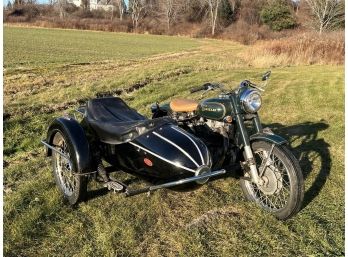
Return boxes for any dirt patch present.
[186,206,241,229]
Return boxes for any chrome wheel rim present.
[246,148,291,212]
[53,133,77,197]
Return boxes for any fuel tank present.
[108,124,212,179]
[196,97,233,121]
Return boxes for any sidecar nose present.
[127,124,212,179]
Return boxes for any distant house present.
[68,0,114,11]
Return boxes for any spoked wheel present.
[240,141,304,220]
[52,131,87,205]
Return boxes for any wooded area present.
[4,0,345,43]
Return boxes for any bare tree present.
[58,0,67,19]
[113,0,125,20]
[289,0,300,14]
[6,0,13,10]
[159,0,181,31]
[81,0,90,11]
[228,0,240,13]
[204,0,221,36]
[49,0,56,6]
[13,0,25,5]
[305,0,344,33]
[130,0,147,31]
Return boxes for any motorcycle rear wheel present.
[240,141,304,220]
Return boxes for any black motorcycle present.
[42,71,304,220]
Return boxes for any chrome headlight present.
[240,89,262,113]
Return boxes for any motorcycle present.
[41,71,304,220]
[151,71,304,220]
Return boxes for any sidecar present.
[42,97,225,201]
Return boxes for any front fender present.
[250,132,287,145]
[46,117,91,173]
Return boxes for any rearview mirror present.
[262,71,271,81]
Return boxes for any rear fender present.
[46,117,91,173]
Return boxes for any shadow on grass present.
[86,187,109,201]
[266,121,331,209]
[169,121,331,209]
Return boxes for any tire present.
[51,130,87,205]
[240,140,304,220]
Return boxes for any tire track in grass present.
[7,67,194,117]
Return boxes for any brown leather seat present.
[170,98,198,112]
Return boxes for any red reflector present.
[144,158,153,167]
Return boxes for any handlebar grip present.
[190,86,206,93]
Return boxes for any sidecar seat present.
[86,97,174,144]
[170,98,198,112]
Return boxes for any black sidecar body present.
[85,97,212,179]
[43,97,222,197]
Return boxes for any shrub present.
[238,0,265,25]
[219,19,287,45]
[218,0,235,27]
[260,1,297,31]
[240,31,344,66]
[7,4,39,21]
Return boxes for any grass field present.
[4,26,344,257]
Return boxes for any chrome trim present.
[126,169,226,196]
[153,131,200,168]
[240,89,262,113]
[170,126,205,166]
[150,169,225,190]
[128,142,196,173]
[244,145,262,185]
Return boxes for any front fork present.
[235,113,264,185]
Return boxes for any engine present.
[173,115,235,169]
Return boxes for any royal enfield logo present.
[201,105,219,112]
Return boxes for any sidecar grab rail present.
[41,140,72,166]
[125,169,226,197]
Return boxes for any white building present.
[68,0,114,11]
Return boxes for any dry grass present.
[219,21,273,45]
[22,17,133,32]
[240,31,344,67]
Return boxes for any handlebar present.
[190,71,271,94]
[190,83,222,93]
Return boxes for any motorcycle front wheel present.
[240,140,304,220]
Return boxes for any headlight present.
[240,89,262,113]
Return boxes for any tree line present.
[5,0,345,36]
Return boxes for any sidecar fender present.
[46,117,91,173]
[249,132,287,145]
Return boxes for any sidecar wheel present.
[240,141,304,220]
[51,131,87,205]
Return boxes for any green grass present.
[4,26,199,69]
[4,26,344,257]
